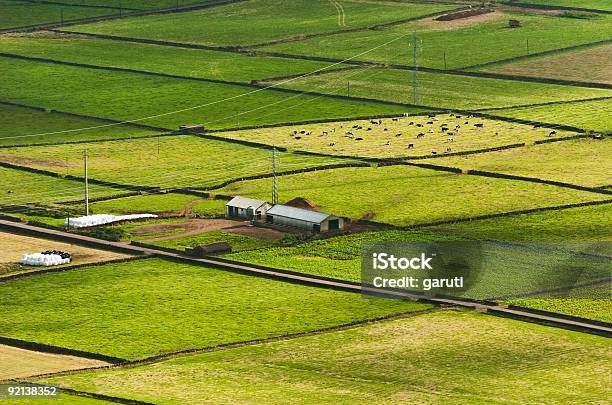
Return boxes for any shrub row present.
[405,143,526,160]
[467,169,612,195]
[475,95,612,113]
[506,304,612,328]
[499,1,612,14]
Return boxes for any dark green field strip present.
[0,0,120,31]
[500,0,612,13]
[266,67,612,110]
[0,57,410,130]
[68,0,458,47]
[0,257,429,359]
[262,11,612,70]
[0,0,245,33]
[0,101,168,146]
[0,34,332,83]
[16,0,138,11]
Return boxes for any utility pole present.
[443,50,447,70]
[60,9,64,26]
[347,81,350,97]
[412,31,419,104]
[271,146,278,205]
[526,39,530,53]
[84,150,89,216]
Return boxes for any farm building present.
[265,204,343,233]
[226,196,271,221]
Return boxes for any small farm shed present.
[265,205,343,233]
[226,196,271,221]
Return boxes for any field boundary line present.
[2,219,611,337]
[459,38,612,70]
[0,336,126,364]
[19,308,441,381]
[0,0,247,33]
[251,65,363,85]
[0,52,433,111]
[500,1,612,15]
[0,256,148,283]
[15,0,139,11]
[0,100,169,132]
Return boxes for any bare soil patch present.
[0,231,130,276]
[227,225,285,240]
[0,154,69,168]
[418,10,506,30]
[0,30,88,39]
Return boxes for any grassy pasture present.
[89,193,226,216]
[72,0,457,47]
[269,67,612,110]
[0,167,122,206]
[0,103,154,146]
[483,44,612,84]
[0,258,430,359]
[503,0,612,12]
[0,344,107,380]
[0,57,411,129]
[0,34,331,82]
[432,203,612,246]
[39,311,612,404]
[0,135,356,189]
[218,113,577,158]
[151,230,282,252]
[436,138,612,187]
[0,0,118,30]
[217,164,608,225]
[0,393,108,404]
[0,231,130,276]
[265,10,612,69]
[491,98,612,132]
[49,0,219,10]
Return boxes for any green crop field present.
[218,114,577,158]
[0,0,119,30]
[264,10,612,69]
[0,393,109,405]
[89,193,226,216]
[0,135,356,189]
[37,311,612,404]
[482,44,612,84]
[0,258,430,359]
[216,165,607,225]
[436,138,612,187]
[0,57,411,130]
[491,98,612,132]
[0,34,331,83]
[0,103,155,146]
[268,67,612,110]
[431,203,612,246]
[503,0,612,12]
[151,230,282,252]
[51,0,219,10]
[0,167,122,206]
[71,0,458,47]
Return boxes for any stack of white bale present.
[21,253,71,266]
[65,214,158,228]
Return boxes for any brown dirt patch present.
[137,218,248,242]
[418,10,507,30]
[284,197,320,211]
[0,155,68,168]
[0,30,88,39]
[227,225,285,240]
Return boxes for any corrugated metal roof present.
[267,205,331,223]
[226,196,268,209]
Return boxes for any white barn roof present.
[267,205,331,224]
[226,196,268,209]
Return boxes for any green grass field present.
[38,310,612,404]
[0,257,430,359]
[0,34,331,83]
[0,135,356,189]
[50,0,219,10]
[0,57,411,130]
[71,0,457,47]
[0,103,155,146]
[432,203,612,246]
[151,230,282,252]
[0,394,109,405]
[436,138,612,187]
[0,167,122,207]
[490,98,612,132]
[89,193,226,216]
[218,113,577,158]
[217,164,608,225]
[482,44,612,84]
[0,0,119,30]
[503,0,612,12]
[268,67,612,110]
[264,10,612,69]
